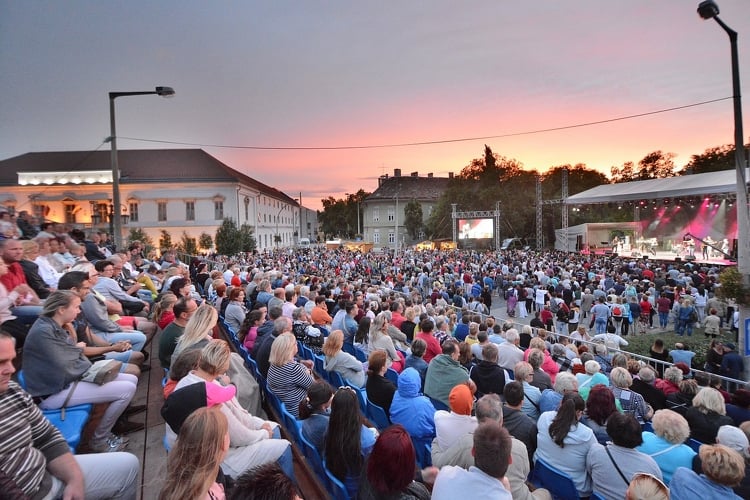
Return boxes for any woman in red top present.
[656,292,672,330]
[414,319,442,363]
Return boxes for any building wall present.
[362,200,436,249]
[1,181,301,252]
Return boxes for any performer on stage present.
[721,238,730,256]
[682,234,695,257]
[702,236,714,259]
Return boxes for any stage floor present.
[590,248,735,266]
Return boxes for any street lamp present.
[698,0,750,379]
[109,86,174,251]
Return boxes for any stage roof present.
[565,168,749,205]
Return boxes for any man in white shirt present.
[432,420,513,499]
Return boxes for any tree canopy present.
[318,189,369,239]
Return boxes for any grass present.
[621,324,732,369]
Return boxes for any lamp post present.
[109,86,174,251]
[698,0,750,380]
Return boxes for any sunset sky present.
[1,1,749,210]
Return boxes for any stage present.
[587,248,735,267]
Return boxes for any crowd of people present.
[1,213,748,498]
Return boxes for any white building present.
[0,149,317,251]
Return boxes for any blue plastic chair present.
[590,492,607,500]
[342,342,357,357]
[353,346,368,363]
[327,370,345,388]
[43,407,91,452]
[385,367,399,387]
[280,405,303,446]
[428,396,450,412]
[345,380,368,414]
[313,355,326,378]
[266,385,285,418]
[324,463,351,500]
[299,433,327,482]
[529,457,580,500]
[641,421,654,433]
[162,367,169,388]
[687,438,704,453]
[412,436,433,468]
[366,400,391,431]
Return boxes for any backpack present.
[550,299,561,314]
[556,308,569,322]
[612,305,623,317]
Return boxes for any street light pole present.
[275,205,284,247]
[109,86,174,251]
[698,1,750,380]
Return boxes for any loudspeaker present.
[685,255,696,262]
[642,255,649,261]
[675,257,682,263]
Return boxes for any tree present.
[159,230,173,253]
[610,161,636,184]
[681,143,741,175]
[318,189,369,239]
[637,150,676,180]
[215,218,241,255]
[403,199,423,240]
[238,223,256,252]
[177,231,198,256]
[198,232,213,252]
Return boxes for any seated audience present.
[502,381,538,462]
[228,463,302,500]
[298,381,334,454]
[22,290,138,453]
[365,349,397,415]
[666,379,699,417]
[470,342,506,397]
[404,337,429,390]
[535,393,597,497]
[158,407,231,500]
[580,384,618,444]
[685,387,734,444]
[610,367,653,423]
[0,331,139,499]
[670,444,746,500]
[514,361,541,421]
[587,412,663,499]
[539,372,578,413]
[424,339,473,409]
[432,421,513,498]
[637,409,696,484]
[357,425,432,500]
[323,329,365,387]
[266,332,314,418]
[625,472,670,500]
[390,368,436,441]
[433,384,477,453]
[324,386,378,498]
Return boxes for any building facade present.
[362,169,451,249]
[0,149,317,252]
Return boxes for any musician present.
[702,236,714,259]
[682,235,695,257]
[721,238,730,256]
[647,238,656,256]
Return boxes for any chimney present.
[427,173,433,178]
[394,168,401,177]
[378,174,388,187]
[448,172,454,179]
[410,171,418,177]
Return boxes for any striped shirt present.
[267,362,314,418]
[0,381,69,498]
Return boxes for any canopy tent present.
[555,222,640,252]
[565,168,748,205]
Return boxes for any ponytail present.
[548,393,585,447]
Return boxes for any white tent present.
[555,222,640,252]
[565,168,748,205]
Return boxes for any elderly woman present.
[576,359,610,401]
[670,444,746,500]
[637,409,696,484]
[323,329,365,387]
[166,340,293,479]
[535,393,597,497]
[655,365,683,396]
[20,240,52,299]
[610,367,653,424]
[368,311,403,372]
[685,387,734,444]
[666,379,699,417]
[514,361,541,421]
[587,413,663,499]
[266,332,314,418]
[365,350,397,415]
[223,286,247,334]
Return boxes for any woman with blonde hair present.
[267,332,314,418]
[159,407,230,500]
[154,292,178,330]
[323,329,365,387]
[172,304,218,362]
[169,340,293,479]
[368,311,403,372]
[670,444,745,499]
[637,409,696,484]
[610,367,653,423]
[625,473,669,500]
[685,387,734,444]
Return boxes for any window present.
[64,204,77,224]
[373,232,380,244]
[372,208,379,222]
[128,202,139,223]
[214,200,224,220]
[158,202,167,222]
[388,232,395,244]
[185,201,195,221]
[387,208,395,222]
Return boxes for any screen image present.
[458,218,494,239]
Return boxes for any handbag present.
[80,359,122,385]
